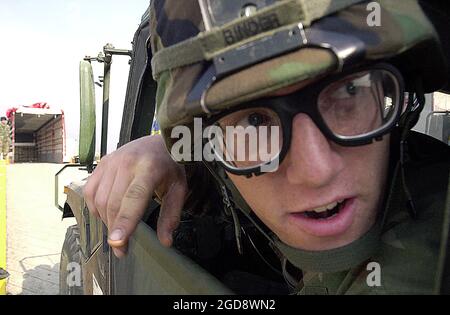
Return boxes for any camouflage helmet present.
[149,0,448,151]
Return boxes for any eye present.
[346,82,357,96]
[218,108,279,130]
[247,113,266,127]
[332,81,360,99]
[237,111,275,128]
[329,74,372,100]
[221,109,274,128]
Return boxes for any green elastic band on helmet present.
[151,0,366,80]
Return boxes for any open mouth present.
[302,200,347,220]
[290,198,356,237]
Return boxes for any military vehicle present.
[55,8,233,295]
[55,1,450,295]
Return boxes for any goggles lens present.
[318,70,399,137]
[209,107,283,170]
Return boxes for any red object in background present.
[6,102,51,120]
[6,107,18,120]
[28,102,50,109]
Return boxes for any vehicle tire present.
[60,225,84,295]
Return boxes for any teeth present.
[310,200,345,213]
[311,202,337,213]
[327,202,338,210]
[311,206,327,213]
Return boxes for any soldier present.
[84,0,450,294]
[0,117,11,161]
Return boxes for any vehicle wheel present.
[60,225,84,295]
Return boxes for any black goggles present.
[203,63,405,177]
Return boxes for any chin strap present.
[220,184,244,255]
[202,161,245,255]
[398,80,426,219]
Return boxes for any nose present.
[284,114,344,187]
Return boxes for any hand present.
[83,135,188,258]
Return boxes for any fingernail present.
[109,229,124,241]
[166,233,174,246]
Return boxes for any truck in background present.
[7,104,66,164]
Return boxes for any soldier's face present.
[228,101,391,251]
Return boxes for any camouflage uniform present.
[149,0,450,294]
[0,123,11,158]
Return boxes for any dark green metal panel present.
[113,223,234,295]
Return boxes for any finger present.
[108,175,156,250]
[157,181,187,248]
[83,165,105,219]
[94,163,118,227]
[106,165,135,232]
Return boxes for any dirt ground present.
[6,164,87,295]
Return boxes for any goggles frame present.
[204,63,405,177]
